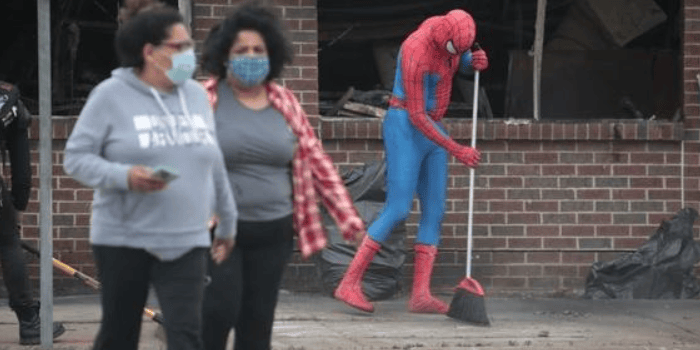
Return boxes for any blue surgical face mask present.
[227,55,270,88]
[166,48,197,85]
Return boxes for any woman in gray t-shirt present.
[199,3,365,350]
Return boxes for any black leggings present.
[201,215,294,350]
[0,177,33,312]
[92,246,207,350]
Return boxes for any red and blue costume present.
[335,9,488,314]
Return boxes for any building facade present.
[16,0,698,297]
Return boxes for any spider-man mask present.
[432,9,476,56]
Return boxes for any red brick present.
[285,7,316,19]
[58,227,89,239]
[578,165,611,176]
[56,251,93,265]
[473,237,506,249]
[474,213,506,225]
[193,17,221,32]
[301,19,317,31]
[542,213,576,224]
[630,177,663,188]
[562,252,595,264]
[272,0,301,5]
[526,226,560,236]
[507,213,540,224]
[489,201,524,212]
[53,239,75,252]
[597,225,630,236]
[544,238,577,249]
[507,165,541,176]
[284,78,318,91]
[561,225,595,236]
[631,225,657,237]
[528,252,561,264]
[325,151,348,163]
[508,238,542,249]
[529,277,560,289]
[542,189,575,200]
[614,237,647,249]
[572,188,607,199]
[490,177,524,188]
[491,225,524,236]
[57,202,91,214]
[613,165,646,176]
[493,252,525,264]
[524,153,558,164]
[509,265,542,276]
[53,190,75,201]
[648,189,682,200]
[193,4,213,17]
[492,277,526,288]
[543,265,577,277]
[283,19,301,30]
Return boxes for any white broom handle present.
[466,70,479,278]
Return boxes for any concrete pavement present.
[0,291,697,349]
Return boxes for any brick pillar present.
[684,1,700,210]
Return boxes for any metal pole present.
[533,0,547,121]
[179,0,192,29]
[37,0,54,348]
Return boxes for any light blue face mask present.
[227,55,270,88]
[166,48,197,85]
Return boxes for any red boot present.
[408,244,449,314]
[334,236,381,312]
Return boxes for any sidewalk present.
[0,291,698,350]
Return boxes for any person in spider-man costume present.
[334,9,488,314]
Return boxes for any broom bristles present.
[447,278,490,326]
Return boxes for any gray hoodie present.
[64,68,237,259]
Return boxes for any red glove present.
[454,146,481,168]
[472,49,488,71]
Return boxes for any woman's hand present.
[211,237,235,264]
[127,165,167,193]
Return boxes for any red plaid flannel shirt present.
[203,78,365,258]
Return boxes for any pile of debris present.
[322,87,390,118]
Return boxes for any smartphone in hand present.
[152,166,180,184]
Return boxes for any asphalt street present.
[0,292,697,350]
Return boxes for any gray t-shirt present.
[215,81,296,221]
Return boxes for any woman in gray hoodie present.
[63,1,237,349]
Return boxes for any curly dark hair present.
[201,1,293,81]
[115,0,183,69]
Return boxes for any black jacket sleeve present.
[5,100,32,211]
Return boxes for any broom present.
[20,240,165,325]
[446,61,490,326]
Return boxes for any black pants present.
[0,177,33,312]
[92,245,207,350]
[202,215,294,350]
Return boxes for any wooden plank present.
[343,101,386,118]
[533,0,547,121]
[327,87,354,116]
[337,109,370,118]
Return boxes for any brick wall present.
[12,0,699,298]
[319,118,687,296]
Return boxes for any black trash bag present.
[316,160,406,301]
[584,208,700,299]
